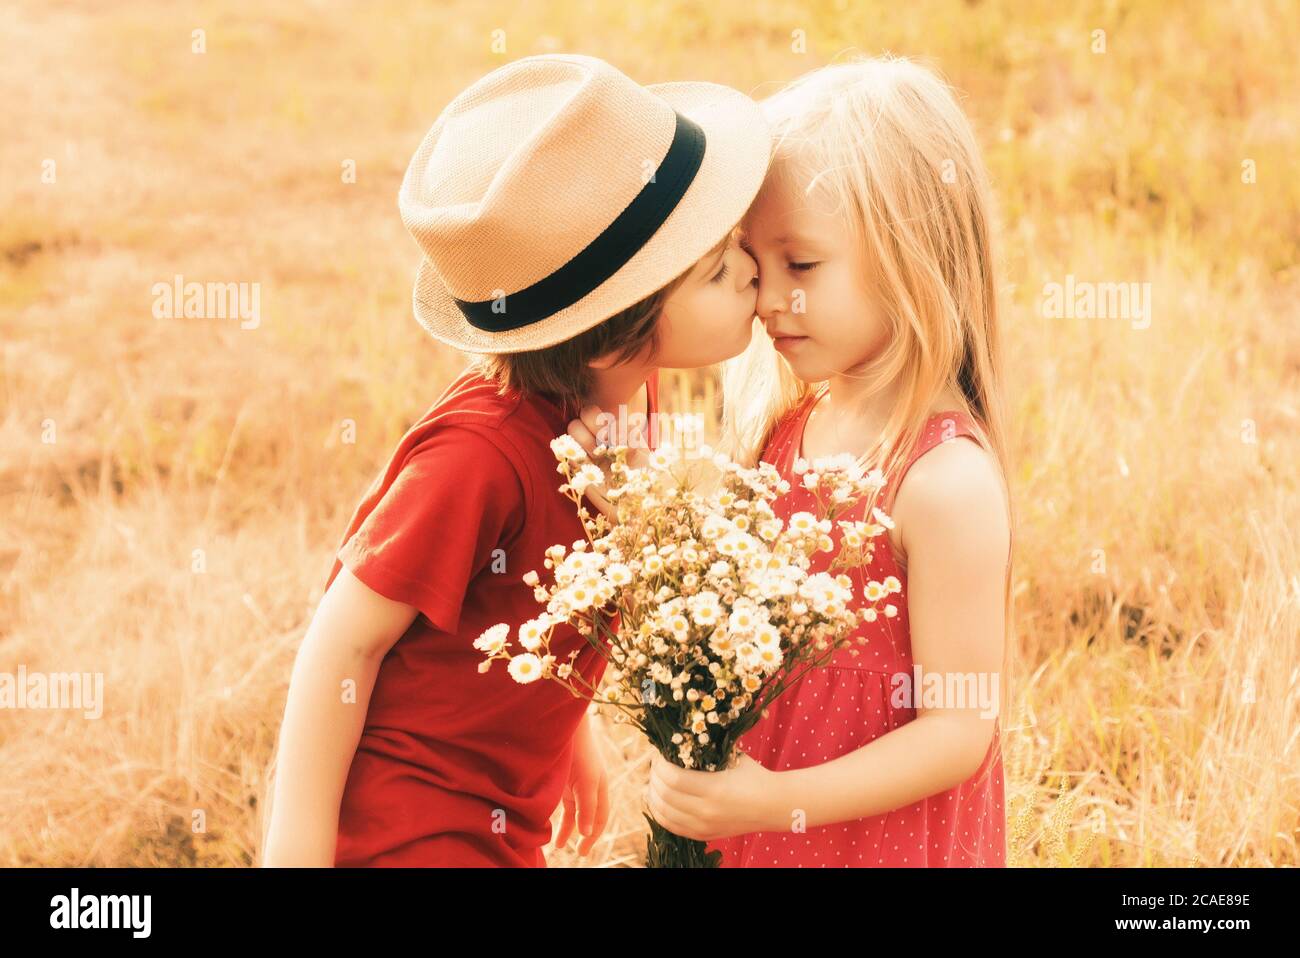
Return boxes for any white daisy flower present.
[788,511,817,533]
[569,462,605,495]
[648,446,678,470]
[550,435,586,462]
[691,603,720,627]
[473,623,509,654]
[701,514,731,540]
[716,530,756,557]
[728,605,757,634]
[517,617,548,651]
[507,653,544,684]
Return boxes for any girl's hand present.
[645,749,783,842]
[554,714,610,857]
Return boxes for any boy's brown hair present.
[475,259,695,412]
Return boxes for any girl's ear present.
[587,351,618,370]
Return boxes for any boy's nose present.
[734,245,759,291]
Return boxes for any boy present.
[261,54,770,866]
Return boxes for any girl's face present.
[743,165,889,382]
[651,228,760,368]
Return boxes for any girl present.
[645,55,1014,866]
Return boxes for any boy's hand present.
[555,713,610,857]
[565,405,649,519]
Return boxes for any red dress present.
[707,385,1007,867]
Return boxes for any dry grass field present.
[1,0,1297,866]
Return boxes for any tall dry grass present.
[1,0,1296,866]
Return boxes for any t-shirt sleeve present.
[336,426,525,634]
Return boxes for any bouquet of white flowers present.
[473,435,900,867]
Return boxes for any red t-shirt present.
[326,365,658,867]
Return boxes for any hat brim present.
[411,80,772,354]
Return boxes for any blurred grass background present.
[1,0,1296,866]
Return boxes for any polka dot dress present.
[707,386,1007,867]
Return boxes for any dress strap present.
[879,410,987,514]
[794,382,831,454]
[763,383,828,468]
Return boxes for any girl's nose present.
[756,280,785,322]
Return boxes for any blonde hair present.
[720,54,1015,754]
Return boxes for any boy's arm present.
[261,425,525,866]
[261,566,417,866]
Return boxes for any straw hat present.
[397,54,771,354]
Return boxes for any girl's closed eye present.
[710,262,731,284]
[788,260,819,272]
